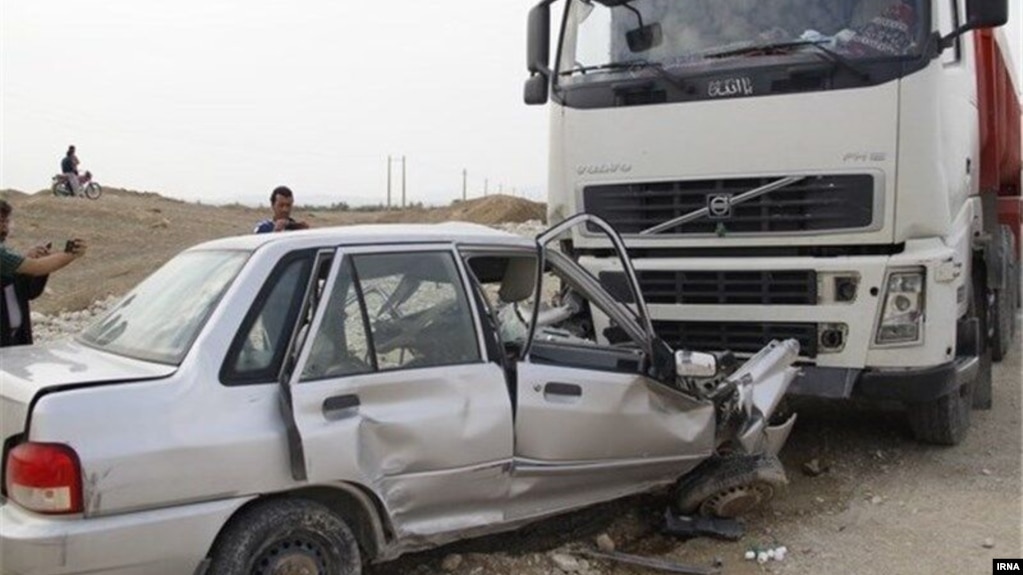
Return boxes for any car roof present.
[190,222,537,252]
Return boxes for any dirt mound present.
[365,195,546,225]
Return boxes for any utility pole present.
[386,155,392,209]
[401,155,407,208]
[484,178,489,197]
[462,169,468,201]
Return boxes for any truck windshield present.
[79,250,249,365]
[557,0,924,87]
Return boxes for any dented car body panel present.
[0,218,800,573]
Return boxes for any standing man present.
[61,145,82,195]
[253,186,310,233]
[0,199,88,346]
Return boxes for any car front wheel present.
[207,498,361,575]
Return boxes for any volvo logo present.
[576,163,633,176]
[707,194,732,219]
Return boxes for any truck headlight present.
[875,269,925,345]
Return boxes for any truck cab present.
[525,0,1020,444]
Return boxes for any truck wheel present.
[674,454,787,518]
[907,380,972,445]
[969,270,994,410]
[207,498,361,575]
[992,225,1018,363]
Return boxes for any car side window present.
[300,258,374,381]
[221,253,314,386]
[356,251,480,371]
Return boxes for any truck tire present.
[207,498,362,575]
[907,379,973,445]
[971,271,994,410]
[992,226,1018,363]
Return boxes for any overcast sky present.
[1,1,1021,208]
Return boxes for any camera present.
[64,239,79,254]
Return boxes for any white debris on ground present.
[32,222,548,344]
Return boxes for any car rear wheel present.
[207,498,361,575]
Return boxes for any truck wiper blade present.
[703,39,823,59]
[562,60,688,91]
[640,176,806,235]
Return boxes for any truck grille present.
[653,321,819,358]
[583,174,874,235]
[599,270,817,305]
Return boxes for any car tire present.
[207,498,361,575]
[907,380,972,446]
[674,454,787,518]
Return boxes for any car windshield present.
[79,250,249,365]
[558,0,924,85]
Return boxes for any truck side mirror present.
[525,2,552,106]
[965,0,1008,28]
[626,23,663,53]
[524,74,549,105]
[943,0,1008,48]
[527,3,551,75]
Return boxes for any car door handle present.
[543,382,582,399]
[322,394,360,421]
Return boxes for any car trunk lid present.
[1,340,176,444]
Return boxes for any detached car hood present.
[1,340,175,441]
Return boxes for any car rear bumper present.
[0,496,250,575]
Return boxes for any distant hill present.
[0,187,545,313]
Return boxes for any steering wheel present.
[374,300,460,354]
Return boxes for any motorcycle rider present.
[60,145,82,195]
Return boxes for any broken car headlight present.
[875,269,925,345]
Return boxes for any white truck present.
[524,0,1021,444]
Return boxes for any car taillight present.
[5,442,83,514]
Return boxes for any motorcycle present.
[52,171,102,200]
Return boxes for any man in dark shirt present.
[61,145,82,195]
[253,186,310,233]
[0,199,88,346]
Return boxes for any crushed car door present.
[286,244,514,541]
[508,214,716,520]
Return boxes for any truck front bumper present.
[0,496,250,575]
[789,355,978,403]
[788,313,980,403]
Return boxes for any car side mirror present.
[675,350,718,378]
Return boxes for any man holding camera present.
[0,199,88,347]
[253,185,310,233]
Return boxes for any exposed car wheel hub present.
[254,537,328,575]
[699,483,774,517]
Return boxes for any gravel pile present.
[32,221,547,344]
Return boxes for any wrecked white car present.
[1,214,799,575]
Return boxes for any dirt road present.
[374,315,1022,575]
